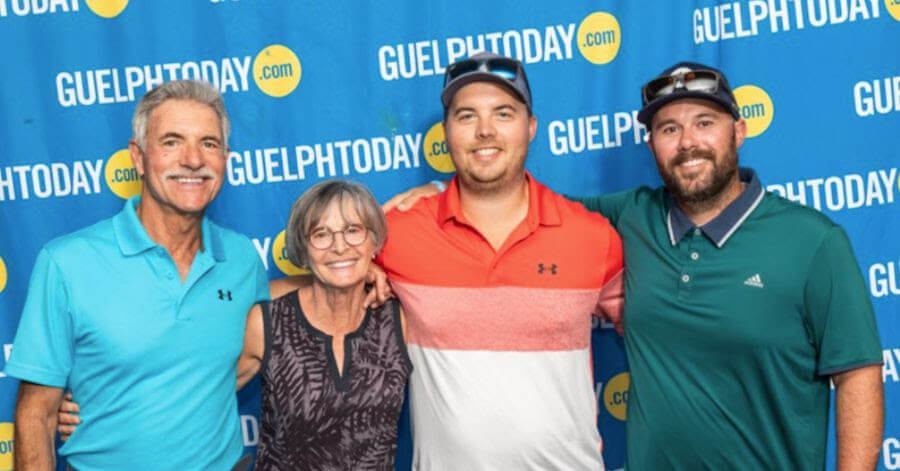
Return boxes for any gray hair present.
[285,180,387,267]
[131,80,230,149]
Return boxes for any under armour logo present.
[217,289,233,301]
[537,263,557,275]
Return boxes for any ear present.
[733,118,747,150]
[128,140,145,177]
[528,115,537,143]
[645,130,656,156]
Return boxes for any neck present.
[136,196,204,279]
[458,174,529,250]
[676,176,744,227]
[304,280,368,335]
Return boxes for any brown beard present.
[659,133,739,211]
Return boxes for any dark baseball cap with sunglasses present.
[441,51,533,112]
[637,61,740,127]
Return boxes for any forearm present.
[237,305,265,391]
[835,365,883,470]
[14,409,57,470]
[236,357,260,390]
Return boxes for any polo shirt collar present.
[437,171,562,228]
[113,195,226,261]
[666,167,765,248]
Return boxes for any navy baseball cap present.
[441,52,532,112]
[637,62,740,126]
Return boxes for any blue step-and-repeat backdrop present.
[1,1,898,469]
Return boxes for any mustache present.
[161,168,217,179]
[672,149,715,166]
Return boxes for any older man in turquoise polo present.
[6,80,268,470]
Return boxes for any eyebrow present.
[693,112,720,120]
[452,103,519,117]
[157,132,222,144]
[158,132,184,141]
[653,112,721,130]
[452,106,475,117]
[651,118,676,131]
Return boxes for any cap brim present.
[637,91,739,127]
[441,73,529,110]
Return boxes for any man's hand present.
[57,392,80,441]
[381,181,445,213]
[364,263,393,308]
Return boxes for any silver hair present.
[285,180,387,268]
[131,80,230,149]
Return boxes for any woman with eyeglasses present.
[237,179,411,470]
[57,180,410,470]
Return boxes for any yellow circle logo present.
[0,256,6,294]
[577,12,622,65]
[253,45,302,98]
[602,372,630,421]
[886,0,900,21]
[423,122,456,173]
[105,149,142,199]
[0,422,13,471]
[272,230,309,276]
[84,0,128,18]
[733,85,774,138]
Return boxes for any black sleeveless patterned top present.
[255,292,412,471]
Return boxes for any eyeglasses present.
[444,56,529,92]
[307,224,369,250]
[641,69,724,105]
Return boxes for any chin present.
[322,279,366,291]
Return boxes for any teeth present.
[475,148,499,156]
[173,177,204,183]
[680,159,706,168]
[327,261,355,268]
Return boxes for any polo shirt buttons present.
[690,252,700,260]
[166,271,174,279]
[681,274,690,283]
[693,228,702,236]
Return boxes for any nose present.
[330,231,349,253]
[180,142,204,170]
[677,126,698,151]
[475,116,496,140]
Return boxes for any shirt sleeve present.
[568,189,635,229]
[253,252,271,304]
[4,248,74,388]
[805,226,882,376]
[595,226,624,319]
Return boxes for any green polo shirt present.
[579,168,881,470]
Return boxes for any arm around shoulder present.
[237,304,265,390]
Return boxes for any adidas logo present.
[743,274,764,288]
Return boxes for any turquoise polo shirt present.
[6,196,269,471]
[579,168,881,470]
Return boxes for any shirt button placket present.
[677,230,701,299]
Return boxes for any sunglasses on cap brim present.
[641,69,725,105]
[444,56,527,89]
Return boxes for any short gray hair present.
[285,180,387,267]
[131,80,230,149]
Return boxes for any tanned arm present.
[833,364,883,470]
[15,382,64,471]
